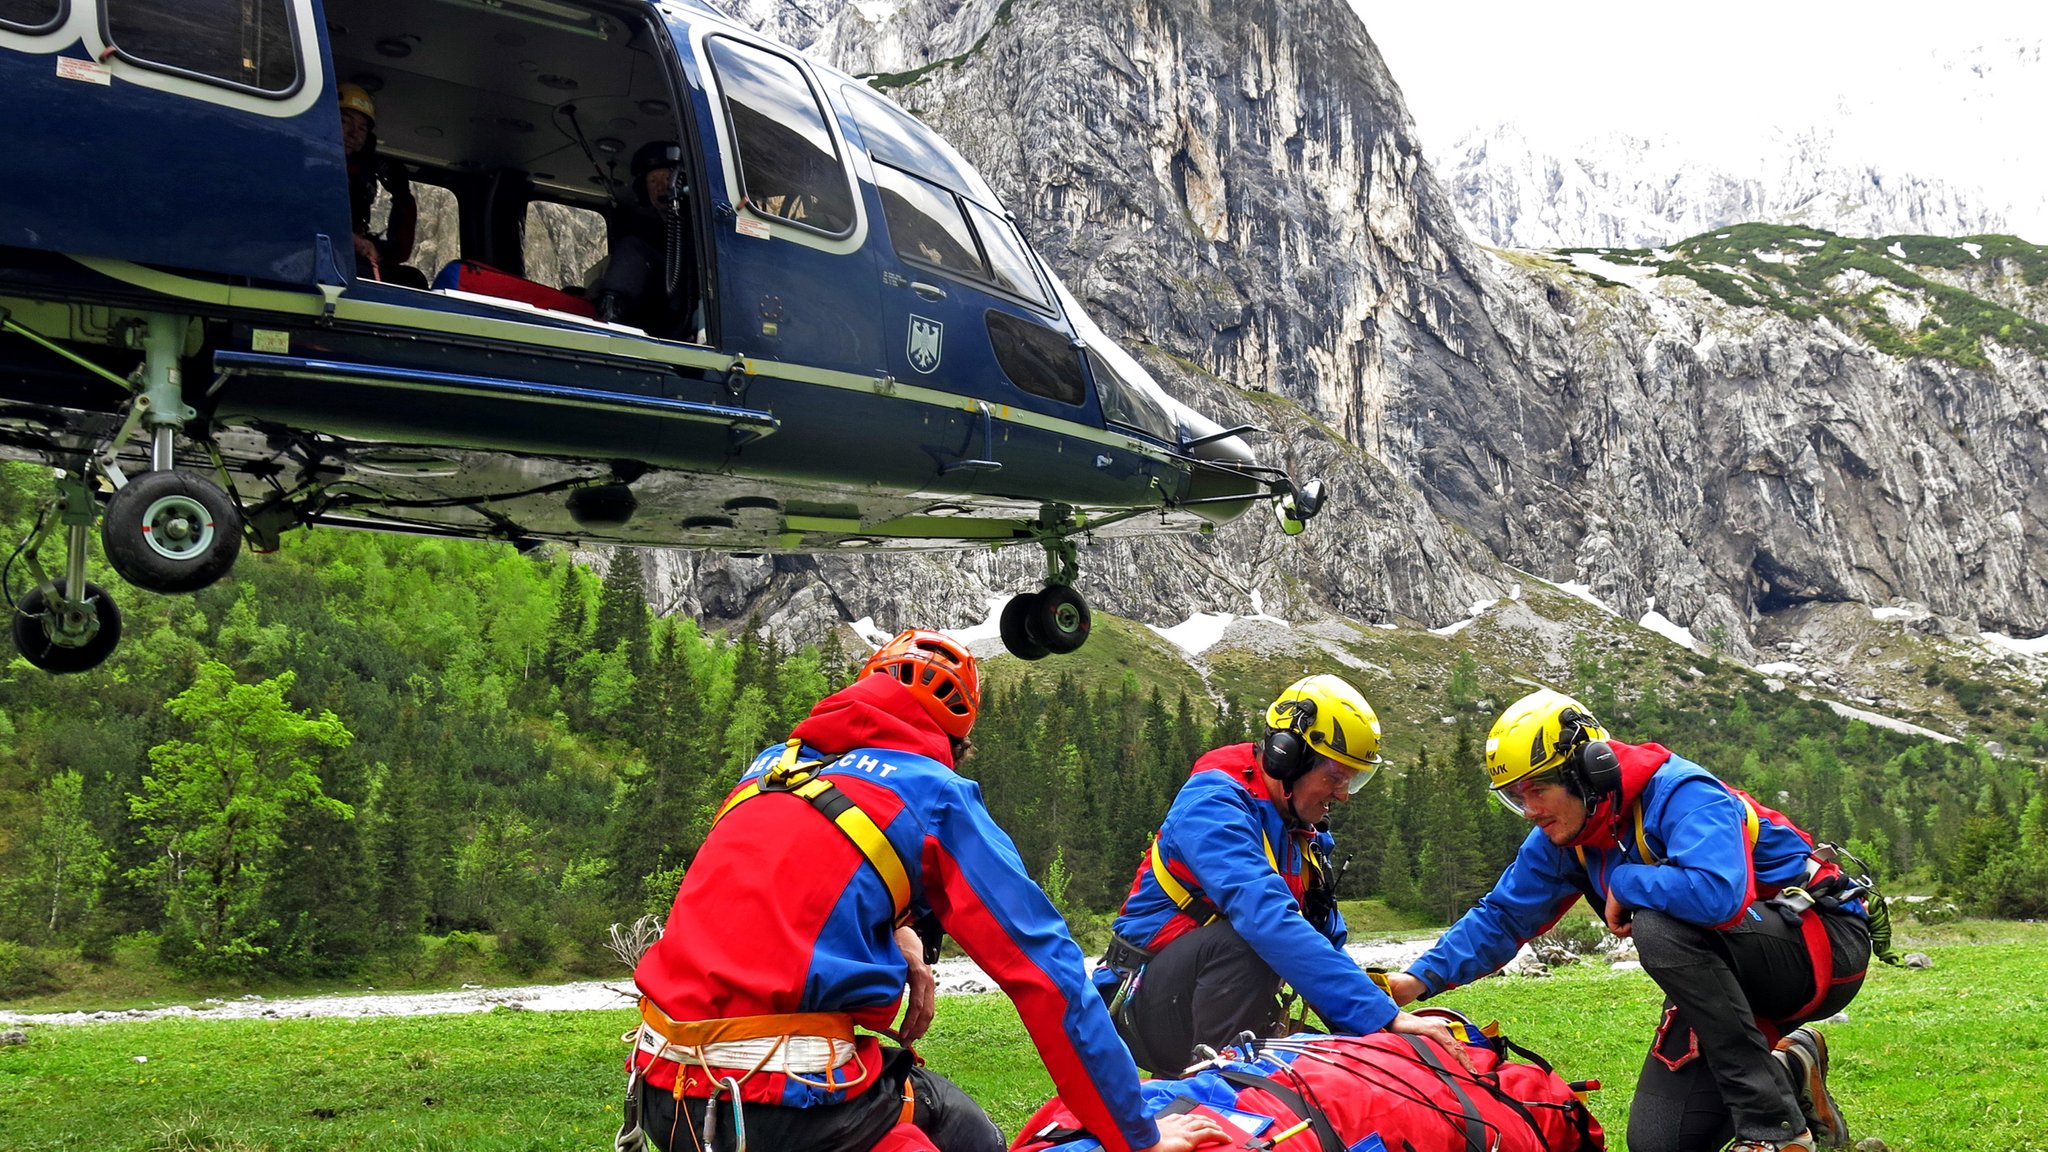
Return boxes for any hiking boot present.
[1775,1026,1850,1148]
[1727,1134,1816,1152]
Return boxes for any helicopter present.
[0,0,1323,674]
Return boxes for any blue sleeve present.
[922,777,1159,1152]
[1163,787,1398,1034]
[1609,775,1753,927]
[1405,828,1583,996]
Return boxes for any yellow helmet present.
[1262,674,1383,786]
[1484,688,1606,794]
[338,82,377,125]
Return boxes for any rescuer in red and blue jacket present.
[627,629,1229,1152]
[1386,689,1873,1152]
[1096,674,1474,1077]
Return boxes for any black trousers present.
[1114,919,1283,1076]
[1625,903,1870,1152]
[638,1048,1002,1152]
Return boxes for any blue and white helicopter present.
[0,0,1322,673]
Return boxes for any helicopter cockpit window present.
[873,163,984,276]
[987,310,1085,407]
[103,0,303,96]
[1086,348,1180,443]
[962,201,1051,309]
[0,0,64,35]
[707,37,854,237]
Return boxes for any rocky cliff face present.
[651,0,2048,658]
[1439,124,2012,251]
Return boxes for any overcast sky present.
[1351,1,2048,234]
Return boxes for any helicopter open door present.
[0,0,351,285]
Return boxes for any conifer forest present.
[0,461,2042,994]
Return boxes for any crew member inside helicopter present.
[590,140,700,341]
[339,82,426,288]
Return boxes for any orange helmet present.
[862,629,979,739]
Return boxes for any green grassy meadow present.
[4,922,2043,1151]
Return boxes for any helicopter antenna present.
[561,103,621,212]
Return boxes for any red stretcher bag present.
[1013,1028,1604,1152]
[432,260,596,318]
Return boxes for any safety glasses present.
[1314,760,1376,795]
[1490,770,1562,816]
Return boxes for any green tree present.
[1445,650,1481,715]
[1376,824,1420,914]
[591,550,651,673]
[1412,744,1487,921]
[541,565,592,682]
[129,663,355,974]
[720,684,776,779]
[450,810,540,928]
[9,771,110,937]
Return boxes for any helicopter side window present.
[397,182,460,289]
[706,37,854,237]
[872,164,984,275]
[962,201,1051,309]
[987,310,1085,406]
[1086,347,1180,443]
[524,201,609,295]
[0,0,64,35]
[103,0,302,96]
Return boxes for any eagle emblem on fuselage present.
[907,315,943,374]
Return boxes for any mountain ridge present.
[648,0,2047,686]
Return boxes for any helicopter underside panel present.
[0,390,1224,556]
[0,262,1261,558]
[207,425,1228,552]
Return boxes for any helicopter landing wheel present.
[1026,584,1091,655]
[1000,592,1052,661]
[12,579,122,674]
[101,470,244,594]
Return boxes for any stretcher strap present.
[1401,1037,1486,1152]
[1216,1069,1343,1152]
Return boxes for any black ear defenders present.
[1261,698,1319,785]
[1557,709,1620,798]
[1573,739,1621,797]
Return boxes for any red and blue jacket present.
[633,674,1160,1152]
[1100,744,1400,1035]
[1404,741,1859,998]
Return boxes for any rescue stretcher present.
[1013,1017,1604,1152]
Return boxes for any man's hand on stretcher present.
[1385,1011,1480,1075]
[1380,974,1481,1075]
[1143,1110,1235,1151]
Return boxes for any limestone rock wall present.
[647,0,2048,654]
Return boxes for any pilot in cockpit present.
[590,140,699,340]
